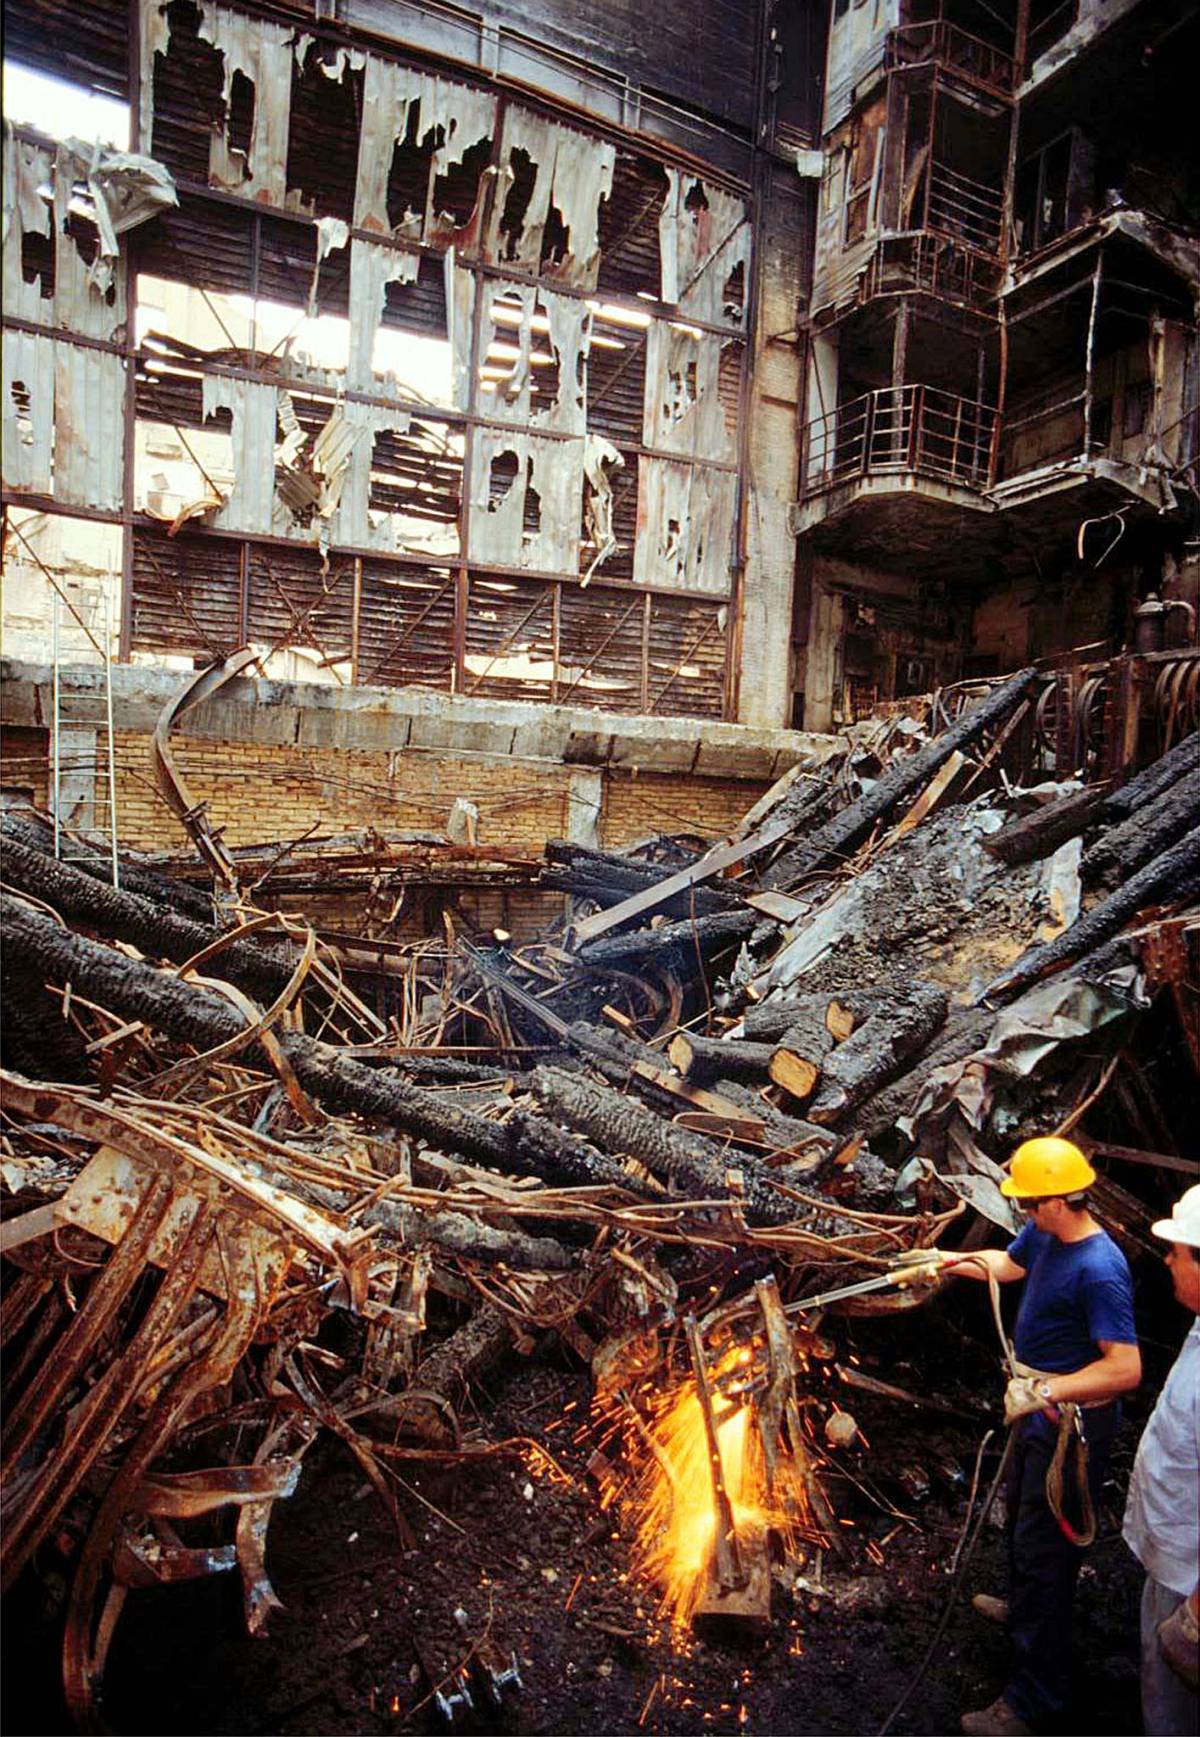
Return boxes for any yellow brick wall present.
[106,734,764,858]
[1,726,764,944]
[601,770,764,847]
[0,727,50,810]
[108,732,572,854]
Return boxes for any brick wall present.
[108,733,574,854]
[100,732,763,858]
[602,770,763,847]
[0,727,767,941]
[0,726,49,810]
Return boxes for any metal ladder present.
[50,588,120,888]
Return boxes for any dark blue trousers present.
[1004,1410,1116,1731]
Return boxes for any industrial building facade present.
[2,0,1197,745]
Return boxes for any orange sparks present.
[612,1346,811,1631]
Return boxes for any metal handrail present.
[862,231,1002,309]
[886,20,1017,92]
[926,162,1004,254]
[803,385,996,495]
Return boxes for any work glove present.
[1158,1597,1199,1691]
[1003,1375,1051,1425]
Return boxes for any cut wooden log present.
[739,989,897,1045]
[806,985,950,1126]
[0,895,628,1204]
[576,908,758,968]
[0,821,299,1004]
[762,667,1039,890]
[529,1066,799,1226]
[1099,730,1199,825]
[767,1046,821,1104]
[982,786,1105,867]
[1084,768,1200,890]
[668,1032,776,1086]
[982,829,1200,1004]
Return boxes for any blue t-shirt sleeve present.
[1082,1257,1138,1347]
[1007,1221,1036,1269]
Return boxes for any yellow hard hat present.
[1001,1136,1096,1199]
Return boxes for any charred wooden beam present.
[0,895,599,1200]
[1084,768,1200,890]
[763,668,1038,890]
[3,813,218,923]
[529,1066,799,1226]
[849,1008,995,1138]
[414,1305,517,1402]
[806,985,949,1126]
[739,989,896,1047]
[982,786,1105,867]
[576,909,758,968]
[0,822,298,1003]
[1099,730,1199,825]
[982,830,1200,1004]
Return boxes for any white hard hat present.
[1151,1184,1200,1250]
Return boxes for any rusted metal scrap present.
[3,671,1198,1704]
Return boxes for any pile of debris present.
[1,671,1197,1725]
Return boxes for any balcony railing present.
[860,232,1002,310]
[886,20,1017,94]
[926,162,1005,256]
[804,385,996,495]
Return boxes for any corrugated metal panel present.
[633,457,736,595]
[356,560,456,690]
[558,584,645,711]
[54,343,126,510]
[463,573,556,704]
[646,594,727,717]
[130,527,242,656]
[1,330,124,512]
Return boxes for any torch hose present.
[875,1419,1018,1737]
[876,1254,1017,1736]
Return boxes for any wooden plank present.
[884,749,967,843]
[1083,1139,1199,1178]
[744,890,809,922]
[569,814,797,948]
[627,1060,768,1138]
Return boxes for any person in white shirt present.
[1122,1183,1200,1736]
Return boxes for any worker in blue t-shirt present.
[941,1136,1141,1737]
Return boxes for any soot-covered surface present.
[756,804,1069,1006]
[4,1292,1154,1737]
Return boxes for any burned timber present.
[2,658,1199,1730]
[2,0,1199,1729]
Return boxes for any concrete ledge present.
[1,660,835,782]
